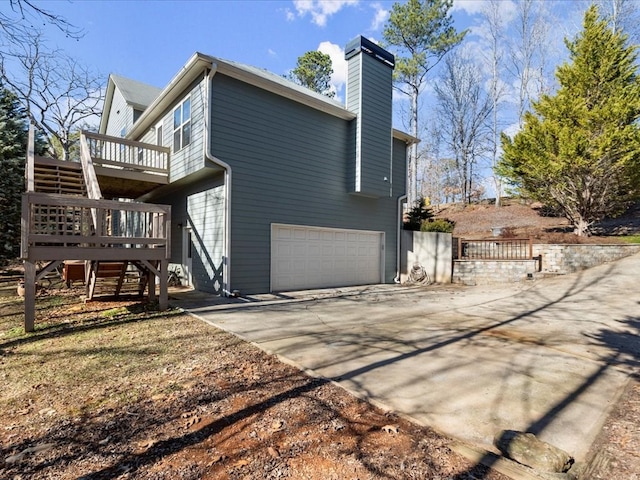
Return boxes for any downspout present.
[394,194,407,283]
[203,66,234,297]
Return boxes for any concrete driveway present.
[176,252,640,463]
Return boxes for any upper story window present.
[173,97,191,152]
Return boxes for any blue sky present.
[5,0,587,128]
[43,0,404,93]
[19,1,489,100]
[0,0,604,200]
[3,0,595,196]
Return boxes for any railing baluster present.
[25,193,171,258]
[459,237,532,261]
[81,131,169,175]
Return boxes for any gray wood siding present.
[187,185,225,293]
[167,78,206,183]
[346,57,360,192]
[392,137,408,197]
[139,119,161,145]
[210,74,403,294]
[346,56,361,112]
[345,52,393,197]
[149,173,226,293]
[135,77,207,181]
[358,57,393,197]
[105,88,133,137]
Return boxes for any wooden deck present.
[83,131,169,198]
[21,126,172,332]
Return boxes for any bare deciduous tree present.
[0,32,102,160]
[480,0,508,207]
[382,0,466,206]
[509,0,550,127]
[0,0,82,57]
[434,52,493,204]
[595,0,640,42]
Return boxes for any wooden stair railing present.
[22,126,172,332]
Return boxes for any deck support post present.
[148,264,156,304]
[159,259,168,311]
[24,261,36,332]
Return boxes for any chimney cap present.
[345,36,395,68]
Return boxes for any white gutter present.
[203,65,234,297]
[394,194,407,283]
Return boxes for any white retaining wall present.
[401,231,452,284]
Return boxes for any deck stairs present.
[31,157,151,299]
[22,128,172,331]
[34,156,87,196]
[86,261,153,300]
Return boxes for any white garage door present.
[271,224,384,292]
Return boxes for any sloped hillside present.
[433,200,640,243]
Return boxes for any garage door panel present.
[293,229,307,240]
[272,224,383,292]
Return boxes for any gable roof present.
[99,74,162,134]
[219,57,349,114]
[112,74,162,110]
[122,51,418,145]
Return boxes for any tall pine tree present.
[382,0,466,205]
[499,6,640,236]
[287,51,335,98]
[0,84,45,264]
[0,84,29,264]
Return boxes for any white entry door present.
[271,224,384,292]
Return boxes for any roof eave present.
[129,53,357,140]
[392,128,419,145]
[99,76,116,135]
[128,52,215,139]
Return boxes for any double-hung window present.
[173,97,191,152]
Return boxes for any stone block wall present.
[452,260,537,286]
[452,244,640,285]
[405,229,640,285]
[532,244,640,274]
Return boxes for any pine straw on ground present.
[2,289,638,480]
[0,289,509,480]
[2,202,639,479]
[434,200,640,242]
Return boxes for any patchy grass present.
[619,234,640,244]
[0,289,508,480]
[0,290,202,417]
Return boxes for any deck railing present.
[81,131,169,176]
[79,132,103,201]
[22,192,171,261]
[457,237,533,260]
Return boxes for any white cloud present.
[285,8,296,21]
[293,0,359,27]
[451,0,488,16]
[503,121,521,139]
[318,41,347,99]
[453,0,517,21]
[268,48,277,57]
[370,2,389,30]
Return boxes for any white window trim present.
[173,96,191,152]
